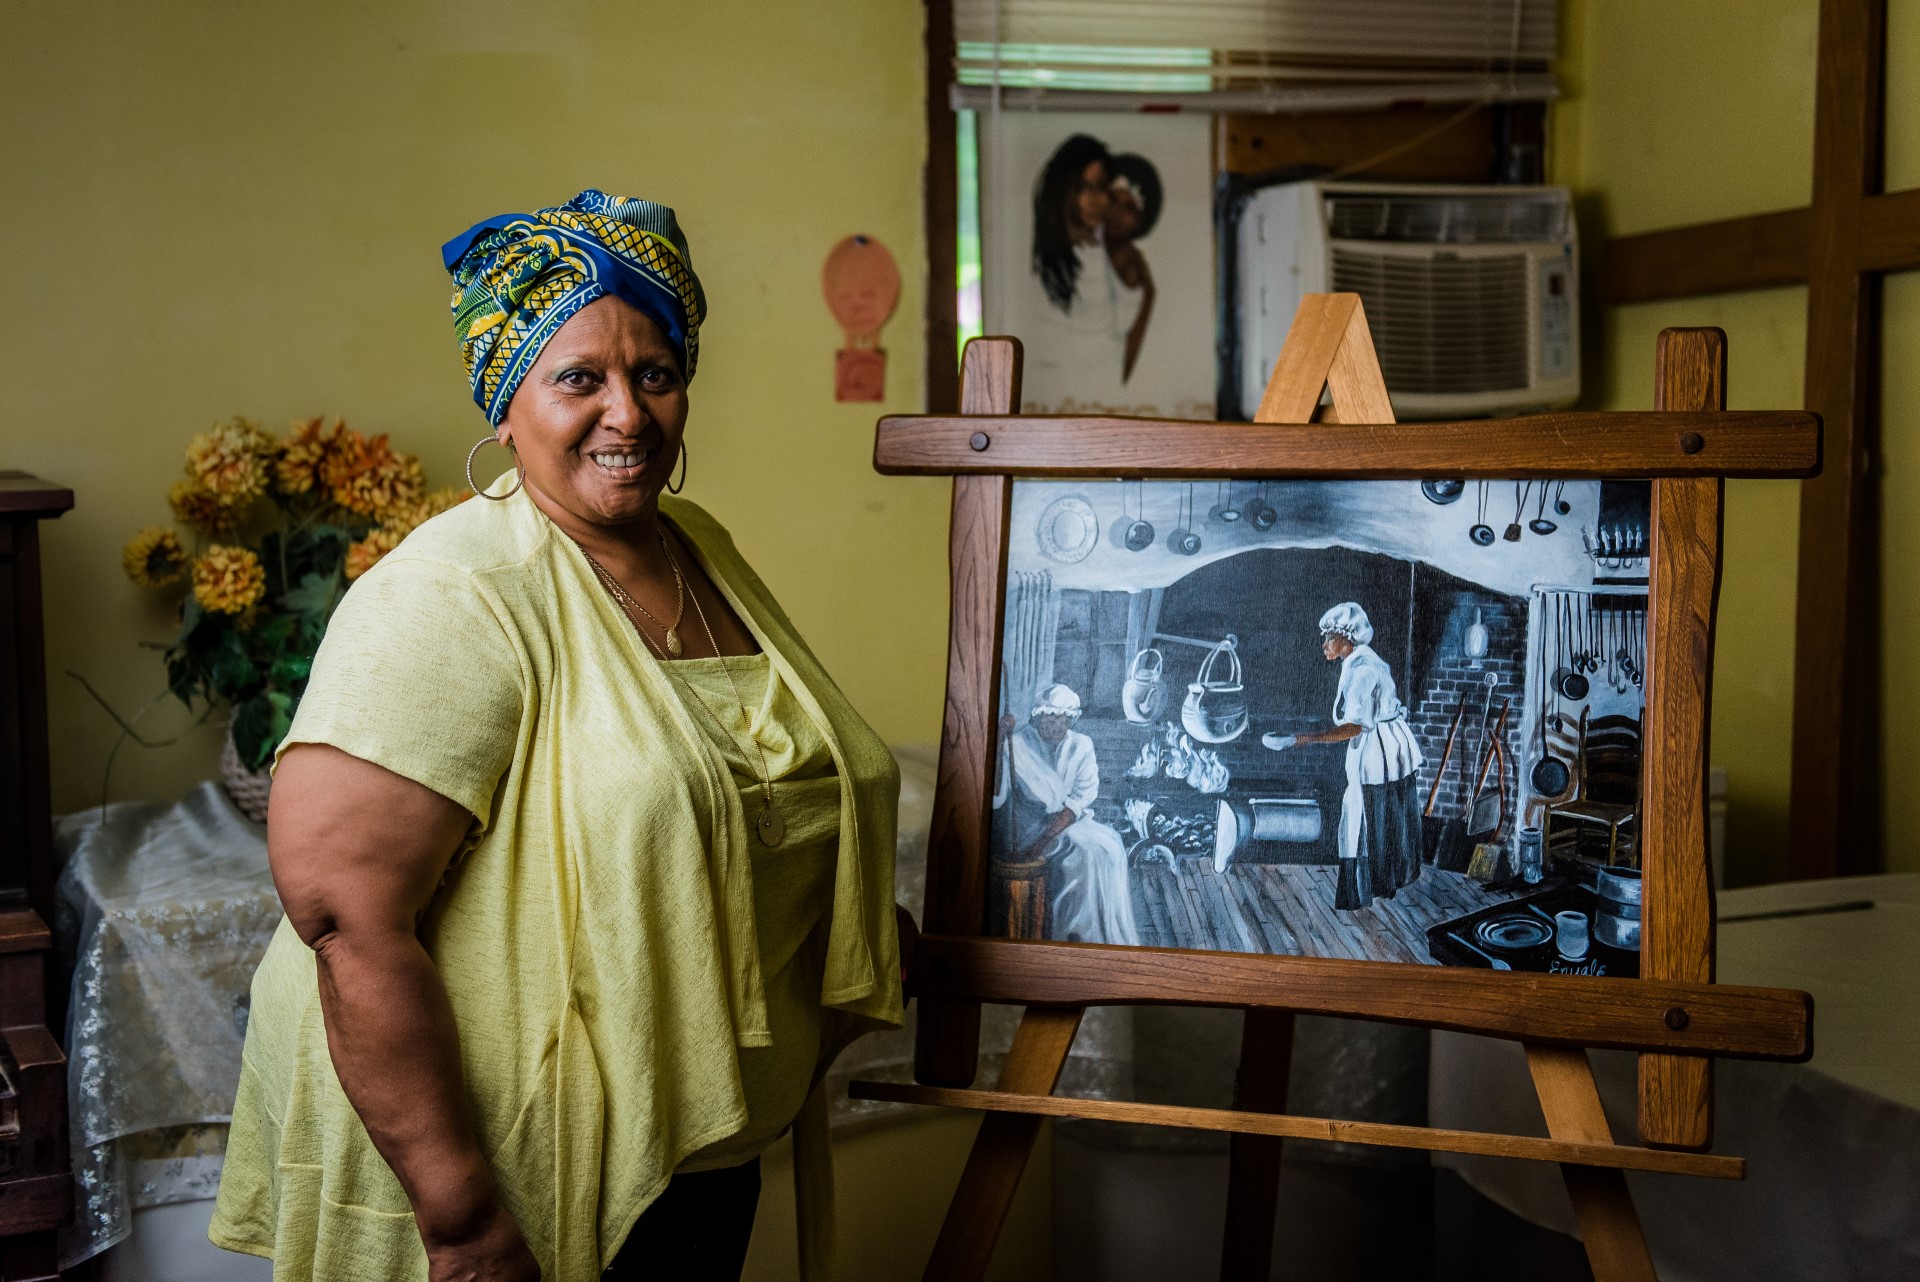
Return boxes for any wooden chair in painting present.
[1546,706,1643,868]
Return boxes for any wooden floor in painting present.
[1129,859,1510,962]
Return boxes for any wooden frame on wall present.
[857,299,1819,1282]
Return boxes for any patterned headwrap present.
[441,189,707,424]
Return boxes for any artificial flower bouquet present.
[122,417,465,773]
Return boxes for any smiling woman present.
[207,191,909,1282]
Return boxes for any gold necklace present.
[664,536,785,848]
[578,534,685,657]
[579,533,785,848]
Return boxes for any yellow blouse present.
[666,652,840,1173]
[209,491,901,1282]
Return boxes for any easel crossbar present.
[847,1081,1744,1181]
[909,937,1813,1061]
[872,410,1819,478]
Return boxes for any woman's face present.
[1034,712,1073,745]
[1322,632,1355,662]
[1070,158,1110,239]
[499,295,688,532]
[1105,180,1144,242]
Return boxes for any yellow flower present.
[191,545,266,615]
[122,527,190,588]
[344,527,402,581]
[274,416,342,496]
[184,417,273,503]
[382,486,470,539]
[330,432,426,521]
[168,477,245,536]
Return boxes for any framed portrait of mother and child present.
[989,474,1655,979]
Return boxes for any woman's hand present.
[424,1202,542,1282]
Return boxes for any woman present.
[210,190,904,1282]
[992,684,1140,946]
[1030,133,1111,313]
[1262,603,1424,910]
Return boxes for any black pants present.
[602,1158,762,1281]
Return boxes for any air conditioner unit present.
[1230,180,1579,419]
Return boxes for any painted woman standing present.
[1263,603,1425,909]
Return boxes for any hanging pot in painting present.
[1421,479,1465,506]
[1182,637,1248,744]
[1167,526,1202,556]
[1121,648,1169,724]
[1243,494,1277,531]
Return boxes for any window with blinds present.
[953,0,1557,112]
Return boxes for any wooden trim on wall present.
[923,0,960,413]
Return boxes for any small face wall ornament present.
[822,234,901,402]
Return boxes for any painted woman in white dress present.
[1263,603,1426,910]
[994,684,1142,945]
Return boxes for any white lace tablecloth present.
[51,748,1132,1267]
[54,782,281,1267]
[1429,873,1920,1281]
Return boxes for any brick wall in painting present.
[1407,591,1527,842]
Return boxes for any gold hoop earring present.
[666,441,688,495]
[467,433,524,500]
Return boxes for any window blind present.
[954,0,1557,112]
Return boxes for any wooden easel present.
[854,297,1816,1281]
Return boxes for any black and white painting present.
[988,478,1653,976]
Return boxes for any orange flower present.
[344,527,402,580]
[328,432,426,521]
[122,527,190,588]
[191,545,266,614]
[275,416,344,496]
[168,477,245,536]
[184,417,272,503]
[382,486,470,539]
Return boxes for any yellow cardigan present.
[210,489,902,1280]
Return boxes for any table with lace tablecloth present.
[51,748,1133,1269]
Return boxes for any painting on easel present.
[989,475,1653,977]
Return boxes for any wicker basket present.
[220,725,273,825]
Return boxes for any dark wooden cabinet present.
[0,473,74,1277]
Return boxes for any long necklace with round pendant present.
[663,536,786,849]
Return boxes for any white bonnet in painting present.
[1318,602,1373,645]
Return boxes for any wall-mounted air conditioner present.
[1226,180,1579,419]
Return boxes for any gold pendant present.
[664,628,683,658]
[756,801,785,848]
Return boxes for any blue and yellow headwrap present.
[441,189,707,424]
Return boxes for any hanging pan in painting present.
[1182,636,1248,744]
[1121,648,1168,724]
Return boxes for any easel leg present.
[1220,1008,1296,1282]
[1526,1044,1658,1282]
[923,1004,1085,1282]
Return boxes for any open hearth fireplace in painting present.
[989,476,1653,977]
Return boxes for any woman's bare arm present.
[1295,723,1364,745]
[269,744,539,1282]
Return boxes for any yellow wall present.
[1554,0,1920,879]
[1,0,950,815]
